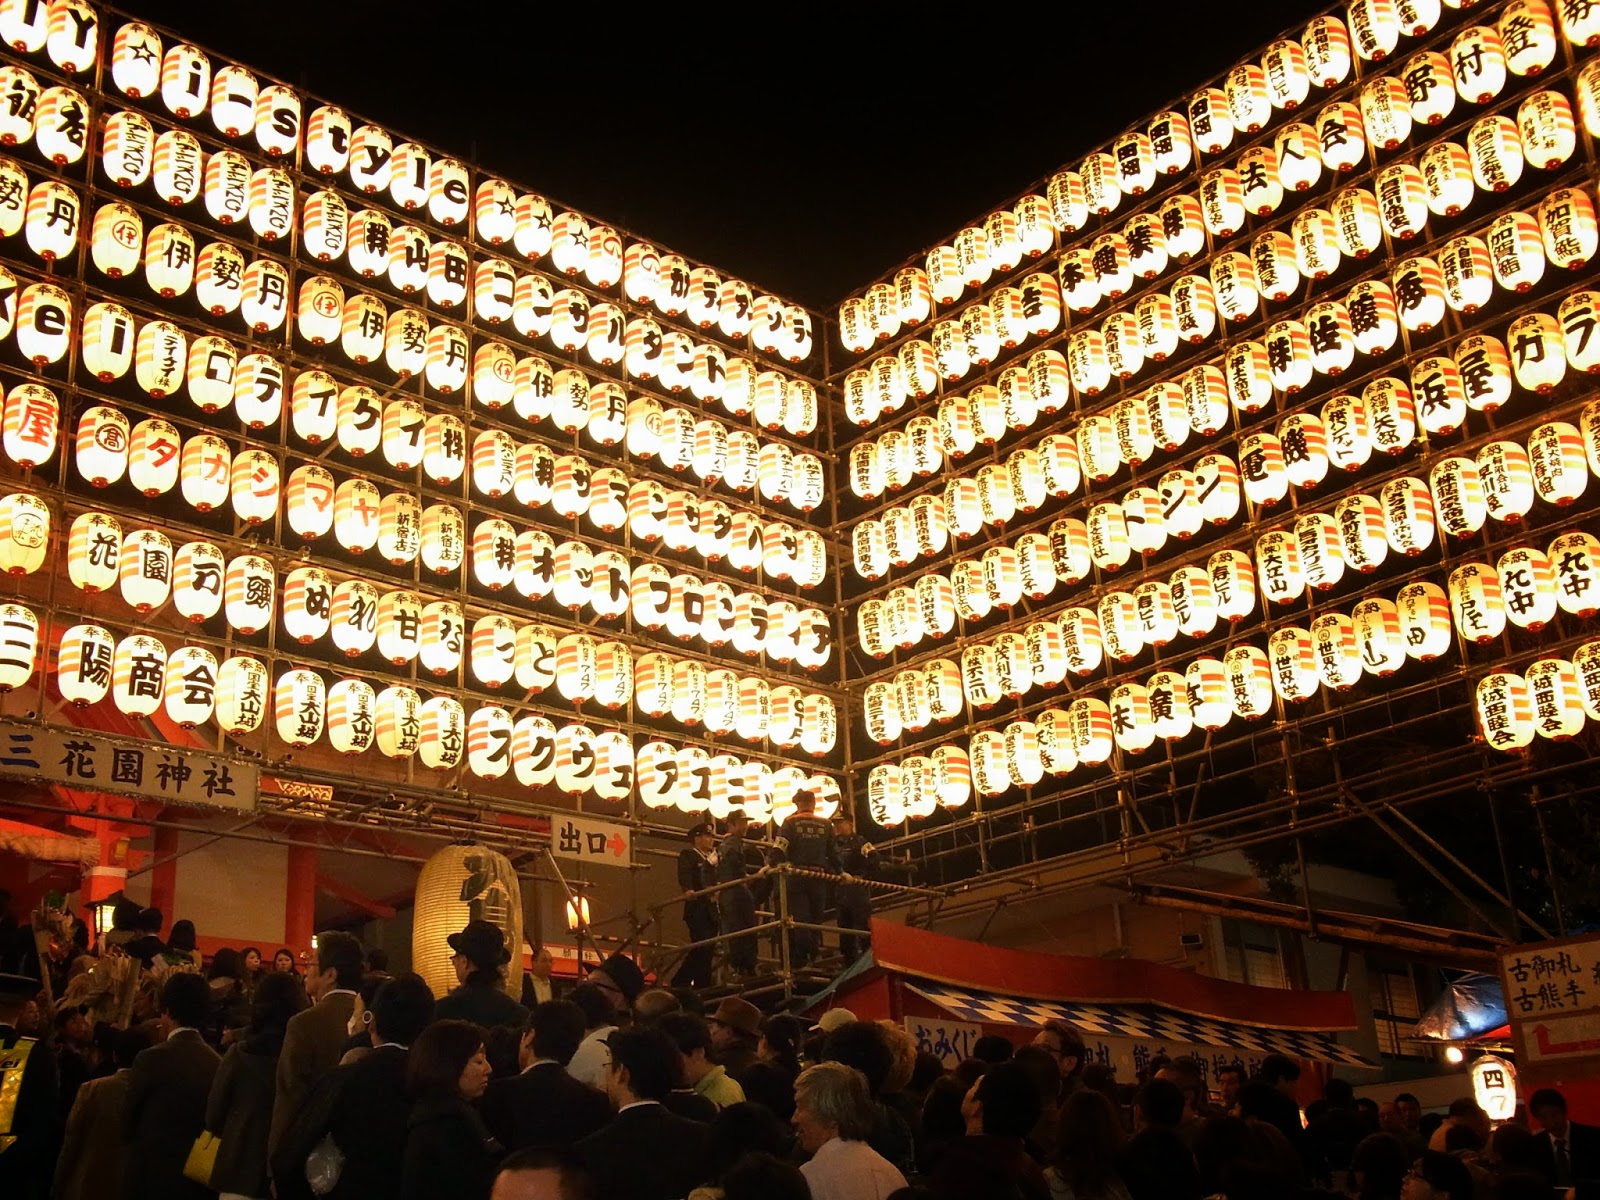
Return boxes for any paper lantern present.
[1277,413,1328,491]
[513,192,554,260]
[1256,529,1305,606]
[96,635,162,722]
[553,724,596,795]
[1183,363,1229,435]
[1360,75,1412,150]
[1471,440,1534,530]
[57,623,113,706]
[1396,580,1452,663]
[374,590,423,665]
[1266,627,1318,704]
[1239,432,1287,509]
[417,697,466,770]
[1420,141,1474,216]
[1222,645,1273,720]
[1165,565,1214,640]
[1551,531,1600,617]
[1393,256,1446,333]
[1352,597,1405,678]
[1429,457,1487,538]
[324,679,376,756]
[415,601,463,677]
[1448,562,1508,643]
[1453,335,1513,413]
[373,685,422,759]
[278,567,330,645]
[1519,88,1577,167]
[1195,454,1243,526]
[1524,658,1583,742]
[1491,213,1548,294]
[511,716,557,787]
[1440,237,1494,314]
[271,668,324,747]
[0,601,34,693]
[15,282,69,365]
[162,644,217,727]
[1206,549,1255,624]
[1528,421,1587,505]
[327,579,377,658]
[1499,545,1558,631]
[1311,612,1362,691]
[110,21,161,96]
[162,541,220,626]
[1478,672,1534,751]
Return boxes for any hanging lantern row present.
[0,283,827,513]
[1477,645,1600,750]
[633,651,838,753]
[866,747,974,826]
[844,175,1599,430]
[851,321,1600,584]
[32,396,830,582]
[856,521,1599,729]
[838,0,1591,343]
[636,742,840,824]
[0,13,819,363]
[26,173,820,428]
[53,507,835,669]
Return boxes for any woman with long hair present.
[401,1019,501,1200]
[205,972,307,1200]
[271,948,299,976]
[1047,1088,1131,1200]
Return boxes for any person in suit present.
[269,930,363,1158]
[55,1027,150,1200]
[0,971,59,1199]
[576,1026,712,1200]
[121,972,223,1200]
[1531,1087,1600,1187]
[271,972,435,1200]
[206,971,307,1200]
[434,920,529,1031]
[671,824,719,989]
[481,999,611,1152]
[520,944,560,1008]
[401,1018,501,1200]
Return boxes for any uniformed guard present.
[671,821,719,989]
[832,807,878,962]
[0,972,57,1197]
[716,811,759,979]
[775,789,835,968]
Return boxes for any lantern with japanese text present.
[272,668,324,747]
[1499,545,1558,631]
[553,723,596,795]
[1528,421,1587,505]
[1550,531,1600,617]
[1478,671,1534,751]
[1478,439,1535,523]
[324,679,376,756]
[417,697,466,771]
[328,579,377,658]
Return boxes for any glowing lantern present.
[1528,421,1587,505]
[1429,457,1487,539]
[1540,187,1598,270]
[1477,671,1534,752]
[228,449,279,526]
[281,567,332,645]
[1306,612,1359,691]
[1267,627,1318,704]
[1255,528,1304,606]
[1165,565,1214,641]
[0,602,37,693]
[14,282,69,366]
[1182,364,1229,437]
[329,580,378,657]
[1239,431,1287,509]
[1202,549,1252,624]
[1499,545,1558,631]
[1252,234,1300,305]
[1551,531,1600,617]
[377,591,424,665]
[418,601,464,676]
[373,491,419,564]
[1474,440,1534,527]
[1195,454,1242,525]
[416,697,466,771]
[321,679,375,757]
[1520,89,1576,168]
[169,541,223,625]
[1395,581,1452,663]
[472,519,516,592]
[551,541,593,610]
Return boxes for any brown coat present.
[269,990,357,1158]
[54,1068,131,1200]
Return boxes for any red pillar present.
[149,826,179,936]
[285,844,316,953]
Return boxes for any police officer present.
[671,822,719,989]
[716,811,760,979]
[0,972,56,1198]
[775,790,835,969]
[832,808,878,962]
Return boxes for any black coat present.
[205,1037,282,1197]
[1532,1120,1600,1185]
[270,1043,414,1200]
[122,1028,221,1200]
[401,1095,501,1200]
[0,1026,58,1199]
[576,1102,712,1200]
[432,981,529,1031]
[480,1060,611,1152]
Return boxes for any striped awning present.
[905,978,1373,1067]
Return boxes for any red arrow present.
[608,833,627,858]
[1533,1024,1600,1056]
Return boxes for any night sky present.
[123,1,1331,310]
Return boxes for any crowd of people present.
[0,895,1597,1200]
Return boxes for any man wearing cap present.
[707,995,763,1078]
[832,808,878,963]
[435,919,530,1030]
[671,823,718,990]
[775,790,835,969]
[0,972,57,1197]
[716,812,760,979]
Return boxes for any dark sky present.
[124,1,1330,309]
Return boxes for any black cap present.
[447,919,511,969]
[687,822,714,840]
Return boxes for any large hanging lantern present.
[1209,549,1257,623]
[417,697,466,771]
[329,579,378,657]
[221,551,275,632]
[1551,531,1600,617]
[418,602,464,677]
[1267,627,1319,704]
[273,668,325,747]
[1449,563,1508,644]
[1477,672,1534,752]
[161,645,216,729]
[376,590,424,665]
[325,679,376,756]
[1170,565,1218,640]
[57,623,114,707]
[1499,545,1558,631]
[375,686,422,758]
[553,724,596,795]
[282,567,333,644]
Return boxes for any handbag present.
[182,1130,221,1185]
[305,1131,346,1196]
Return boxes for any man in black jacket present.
[434,919,529,1031]
[775,790,835,968]
[670,823,718,989]
[122,973,221,1200]
[831,809,878,962]
[271,972,435,1200]
[576,1027,711,1200]
[482,1000,611,1152]
[716,812,760,978]
[1531,1086,1600,1187]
